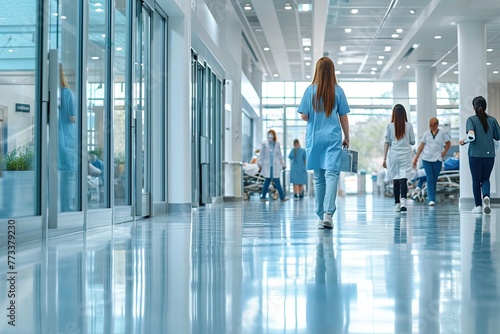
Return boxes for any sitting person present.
[443,151,459,171]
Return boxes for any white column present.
[167,7,192,207]
[393,80,410,111]
[457,21,488,206]
[415,62,437,141]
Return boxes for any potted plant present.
[1,146,35,218]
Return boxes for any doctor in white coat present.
[258,129,288,202]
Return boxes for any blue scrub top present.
[297,84,350,171]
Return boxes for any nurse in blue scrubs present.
[298,57,350,230]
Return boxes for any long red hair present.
[312,57,337,118]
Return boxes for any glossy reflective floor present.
[1,194,499,334]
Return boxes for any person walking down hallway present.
[460,96,500,214]
[412,117,451,206]
[288,139,308,200]
[258,129,288,202]
[298,57,350,229]
[383,104,415,213]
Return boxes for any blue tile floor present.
[1,194,499,333]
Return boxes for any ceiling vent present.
[401,44,420,62]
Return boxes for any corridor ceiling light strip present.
[357,0,399,74]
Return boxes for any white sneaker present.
[429,201,435,207]
[323,212,333,230]
[483,196,491,214]
[471,206,482,214]
[394,203,401,212]
[318,220,324,229]
[400,198,407,212]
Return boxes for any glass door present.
[46,0,84,231]
[134,3,151,217]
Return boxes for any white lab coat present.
[258,140,284,178]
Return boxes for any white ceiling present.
[234,0,500,83]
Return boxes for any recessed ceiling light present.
[95,8,104,12]
[392,34,399,38]
[284,3,292,10]
[494,71,499,74]
[487,62,491,65]
[412,43,420,49]
[434,35,442,39]
[377,60,383,65]
[336,70,341,74]
[95,2,102,6]
[264,47,270,51]
[305,62,311,66]
[340,46,347,51]
[410,9,416,14]
[337,60,344,65]
[116,47,123,51]
[344,28,352,33]
[304,47,310,51]
[273,73,279,78]
[244,4,252,10]
[442,62,448,65]
[302,38,311,47]
[306,75,311,79]
[8,49,14,52]
[370,71,376,75]
[61,16,67,20]
[396,28,403,33]
[298,3,312,12]
[378,56,385,60]
[351,9,358,14]
[487,48,493,52]
[385,46,392,52]
[454,71,459,74]
[101,34,106,38]
[92,56,100,60]
[372,67,377,71]
[398,65,402,70]
[406,65,411,69]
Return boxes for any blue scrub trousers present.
[261,167,285,200]
[469,156,495,207]
[422,160,442,202]
[313,169,340,219]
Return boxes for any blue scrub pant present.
[313,169,340,219]
[422,160,442,202]
[261,167,285,200]
[469,156,495,207]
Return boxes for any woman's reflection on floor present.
[307,233,345,333]
[388,214,412,334]
[418,209,441,334]
[471,215,499,334]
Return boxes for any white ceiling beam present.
[253,0,292,79]
[312,0,328,67]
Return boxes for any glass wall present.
[0,0,39,219]
[1,0,169,240]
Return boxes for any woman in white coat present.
[258,129,288,202]
[382,104,415,212]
